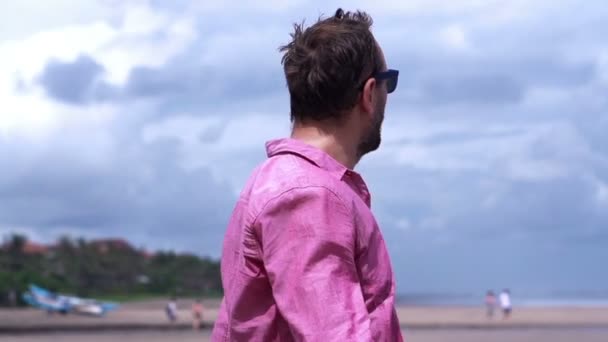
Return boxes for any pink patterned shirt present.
[211,138,403,341]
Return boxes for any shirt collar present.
[265,138,350,180]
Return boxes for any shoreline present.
[3,302,608,335]
[5,329,608,342]
[6,323,608,335]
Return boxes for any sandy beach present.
[396,305,608,328]
[4,329,608,342]
[2,299,608,341]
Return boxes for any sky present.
[1,0,608,296]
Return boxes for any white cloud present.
[359,0,513,15]
[0,22,117,83]
[2,1,191,84]
[0,0,110,41]
[376,118,529,172]
[189,0,308,13]
[522,86,576,109]
[395,217,411,231]
[142,115,223,146]
[200,27,285,68]
[0,1,196,139]
[439,24,470,50]
[374,116,608,187]
[141,112,290,194]
[0,18,117,136]
[353,0,552,26]
[598,183,608,205]
[505,158,567,182]
[121,2,169,35]
[596,49,608,85]
[98,4,196,84]
[590,177,608,207]
[419,216,445,231]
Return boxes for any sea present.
[397,291,608,307]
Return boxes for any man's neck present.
[291,123,359,170]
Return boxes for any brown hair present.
[279,8,383,122]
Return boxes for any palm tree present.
[6,234,27,272]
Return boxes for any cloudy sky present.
[2,0,608,296]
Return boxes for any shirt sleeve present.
[255,186,372,341]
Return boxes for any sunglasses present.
[375,69,399,94]
[359,69,399,94]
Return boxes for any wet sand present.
[396,306,608,328]
[0,299,608,331]
[0,299,219,332]
[3,300,608,341]
[4,302,608,331]
[405,329,608,342]
[4,329,608,342]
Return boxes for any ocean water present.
[397,292,608,307]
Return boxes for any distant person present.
[499,289,512,319]
[484,290,496,318]
[8,290,16,307]
[165,297,178,323]
[212,7,402,342]
[192,299,204,330]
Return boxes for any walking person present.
[499,289,512,319]
[485,290,496,319]
[211,7,402,341]
[192,299,204,330]
[165,297,178,324]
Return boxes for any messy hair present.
[279,8,383,122]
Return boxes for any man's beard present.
[356,107,384,159]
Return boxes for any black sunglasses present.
[359,69,399,94]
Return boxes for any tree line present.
[0,234,222,307]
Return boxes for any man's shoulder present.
[242,153,347,208]
[260,152,343,190]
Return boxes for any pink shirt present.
[211,138,403,341]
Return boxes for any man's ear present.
[360,78,376,116]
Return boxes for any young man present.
[499,289,512,319]
[212,8,402,341]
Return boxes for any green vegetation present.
[0,233,222,307]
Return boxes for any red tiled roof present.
[2,237,156,257]
[25,242,49,254]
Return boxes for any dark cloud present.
[387,54,596,110]
[360,162,608,293]
[469,179,602,239]
[37,53,285,115]
[511,57,596,88]
[0,135,236,256]
[574,99,608,158]
[122,59,284,105]
[422,128,526,145]
[35,3,598,116]
[420,74,523,105]
[364,155,607,242]
[38,54,106,104]
[199,121,229,143]
[124,65,195,98]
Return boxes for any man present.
[499,289,512,319]
[192,299,205,330]
[165,297,178,323]
[485,290,496,319]
[212,8,402,341]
